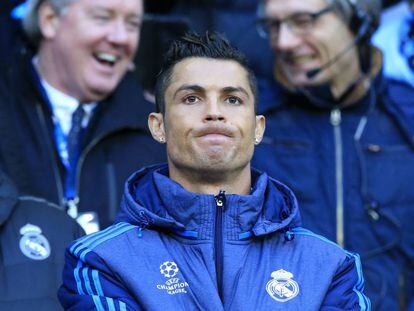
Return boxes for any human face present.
[149,57,265,177]
[39,0,142,102]
[265,0,360,90]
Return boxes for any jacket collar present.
[0,172,18,227]
[84,73,155,142]
[117,164,301,240]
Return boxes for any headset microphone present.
[305,14,372,79]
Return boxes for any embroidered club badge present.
[266,269,299,302]
[19,223,51,260]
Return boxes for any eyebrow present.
[222,86,250,99]
[173,85,250,99]
[173,84,205,100]
[88,6,142,18]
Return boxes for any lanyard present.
[30,65,76,197]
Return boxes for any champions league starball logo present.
[160,261,179,278]
[156,261,189,295]
[266,269,299,302]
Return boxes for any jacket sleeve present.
[58,243,142,311]
[321,252,371,311]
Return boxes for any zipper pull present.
[138,227,143,238]
[330,108,342,126]
[215,190,226,208]
[65,196,79,219]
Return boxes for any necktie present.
[65,105,85,207]
[67,105,85,168]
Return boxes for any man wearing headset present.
[253,0,414,310]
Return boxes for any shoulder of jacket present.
[15,195,84,235]
[68,222,137,261]
[18,195,63,210]
[383,78,414,108]
[289,227,352,259]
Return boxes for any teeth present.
[290,55,314,65]
[96,53,118,63]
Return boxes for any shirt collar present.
[32,56,97,134]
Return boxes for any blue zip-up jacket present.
[252,71,414,310]
[59,165,370,310]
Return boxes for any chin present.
[85,83,119,101]
[289,74,325,88]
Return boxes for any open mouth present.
[93,52,119,67]
[284,54,316,66]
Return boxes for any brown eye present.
[290,14,314,30]
[225,96,242,105]
[183,95,200,104]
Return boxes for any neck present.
[168,163,252,195]
[331,46,382,105]
[330,48,362,99]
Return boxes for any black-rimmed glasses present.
[256,6,333,39]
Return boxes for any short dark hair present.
[155,32,258,114]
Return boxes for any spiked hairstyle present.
[154,32,258,114]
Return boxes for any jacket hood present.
[0,171,18,226]
[116,164,301,239]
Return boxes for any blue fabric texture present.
[252,68,414,310]
[59,165,370,310]
[0,170,84,310]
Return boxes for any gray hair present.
[22,0,75,47]
[326,0,381,33]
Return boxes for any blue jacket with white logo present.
[59,165,370,310]
[252,71,414,310]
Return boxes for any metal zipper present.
[214,190,226,301]
[330,109,344,247]
[36,104,64,207]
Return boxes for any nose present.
[204,99,225,122]
[273,23,300,51]
[107,20,130,46]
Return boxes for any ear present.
[38,2,60,39]
[254,115,266,145]
[148,112,166,144]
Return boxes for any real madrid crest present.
[266,269,299,302]
[19,223,51,260]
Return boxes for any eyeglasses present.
[256,6,333,39]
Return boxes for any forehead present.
[168,57,252,93]
[67,0,143,14]
[265,0,327,16]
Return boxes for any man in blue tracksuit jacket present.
[59,32,370,310]
[253,0,414,309]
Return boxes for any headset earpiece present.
[346,0,376,42]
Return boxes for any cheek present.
[124,35,139,58]
[312,26,346,57]
[164,118,189,144]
